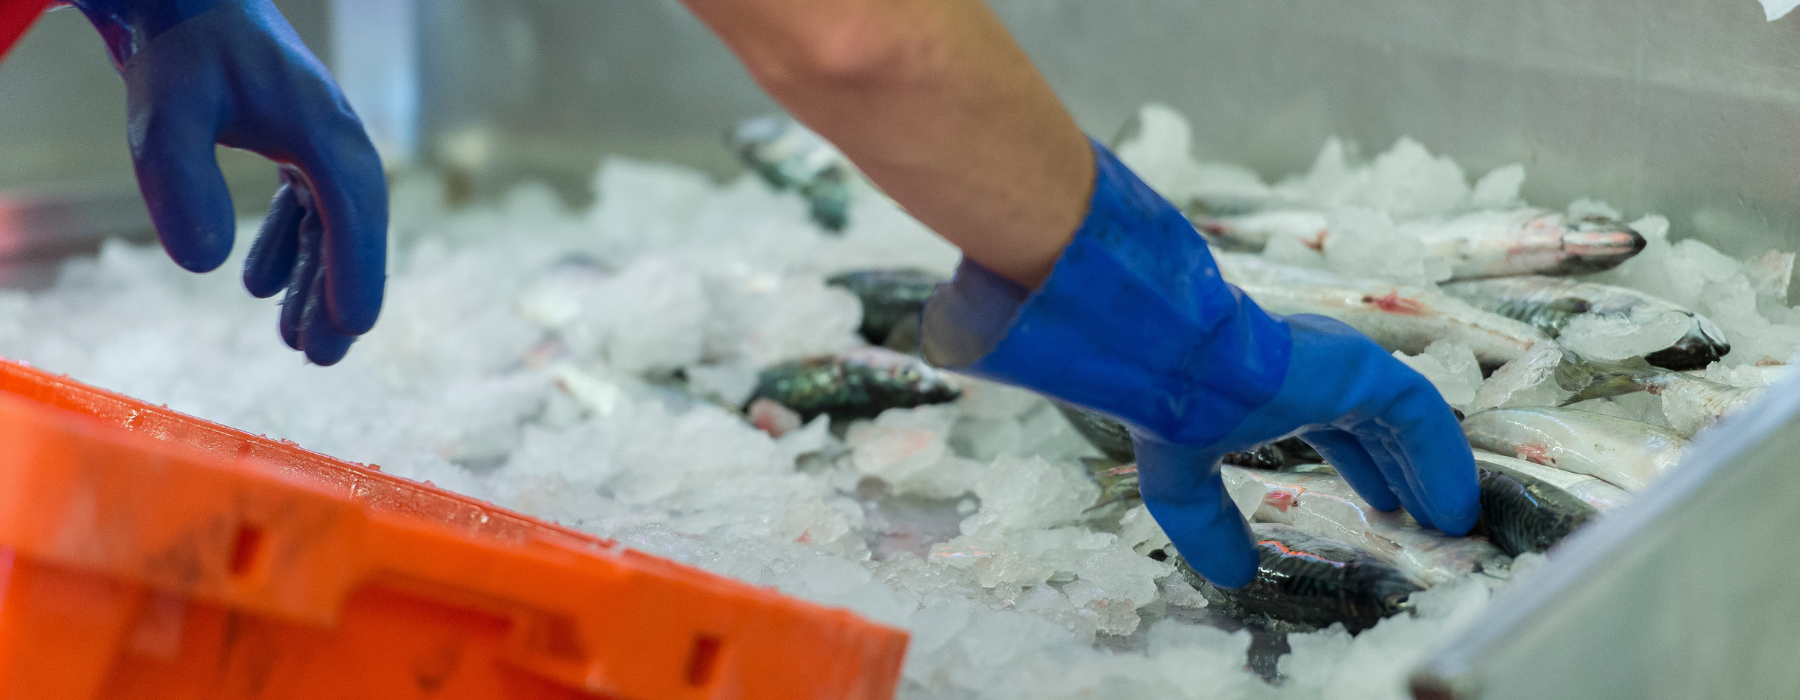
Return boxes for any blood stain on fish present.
[1364,292,1426,315]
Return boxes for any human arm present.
[679,0,1090,289]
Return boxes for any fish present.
[1080,458,1145,524]
[1460,407,1688,492]
[1194,210,1330,252]
[746,346,960,422]
[1197,209,1645,280]
[1056,402,1135,463]
[1177,524,1423,634]
[1440,276,1730,370]
[1472,449,1631,513]
[826,269,944,347]
[1554,354,1762,437]
[1470,450,1622,556]
[729,116,856,231]
[1222,466,1513,586]
[1055,401,1319,471]
[1217,254,1549,370]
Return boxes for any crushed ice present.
[0,104,1796,699]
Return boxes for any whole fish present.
[1412,210,1645,279]
[1440,277,1730,370]
[1179,524,1422,634]
[1198,209,1645,280]
[1221,466,1513,586]
[1461,407,1688,492]
[1056,401,1318,471]
[1217,254,1548,370]
[747,346,960,422]
[729,116,855,231]
[1470,450,1621,556]
[1554,354,1762,437]
[826,269,943,347]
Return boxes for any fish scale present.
[1179,524,1422,634]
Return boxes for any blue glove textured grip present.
[70,0,387,365]
[922,139,1480,588]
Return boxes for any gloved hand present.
[69,0,386,365]
[921,139,1479,588]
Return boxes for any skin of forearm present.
[680,0,1094,289]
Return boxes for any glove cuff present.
[922,138,1292,445]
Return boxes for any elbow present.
[744,12,940,91]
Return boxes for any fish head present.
[1556,217,1648,275]
[1645,313,1732,370]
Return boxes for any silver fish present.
[1411,210,1645,279]
[1217,254,1549,370]
[1472,449,1631,513]
[729,116,855,231]
[1440,276,1730,370]
[1461,407,1688,492]
[1471,450,1629,556]
[1221,466,1513,587]
[1555,355,1762,438]
[1198,209,1645,280]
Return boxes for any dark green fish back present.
[827,269,945,346]
[748,351,960,422]
[1181,525,1420,634]
[1476,467,1597,556]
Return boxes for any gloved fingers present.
[277,207,323,352]
[1134,439,1260,589]
[291,134,388,336]
[1296,428,1403,513]
[297,260,355,366]
[243,173,305,298]
[1370,396,1481,536]
[1352,429,1442,532]
[126,99,237,273]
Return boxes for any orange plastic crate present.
[0,357,907,699]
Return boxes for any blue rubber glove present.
[921,139,1480,588]
[69,0,386,365]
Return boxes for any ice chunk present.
[847,405,978,498]
[541,257,708,373]
[1761,0,1800,21]
[1276,137,1364,208]
[959,455,1100,535]
[1471,342,1567,412]
[1393,340,1482,410]
[1358,137,1471,218]
[1469,164,1526,209]
[710,272,862,365]
[1557,307,1694,362]
[1114,103,1272,205]
[1323,207,1451,284]
[1118,504,1173,555]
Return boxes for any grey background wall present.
[3,0,1799,258]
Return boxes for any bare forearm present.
[681,0,1093,288]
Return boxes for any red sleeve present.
[0,0,54,63]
